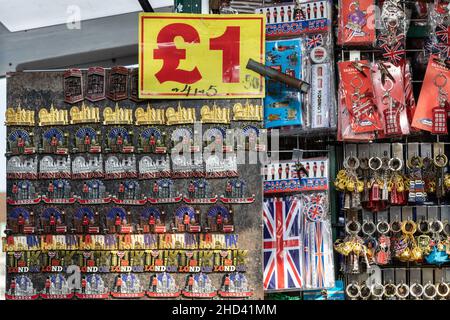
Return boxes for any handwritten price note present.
[139,13,265,99]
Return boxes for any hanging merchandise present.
[426,0,450,60]
[264,38,303,128]
[337,0,376,46]
[412,55,450,133]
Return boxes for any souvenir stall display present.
[3,69,264,300]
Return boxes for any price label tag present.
[139,13,265,99]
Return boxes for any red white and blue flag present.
[263,197,303,290]
[306,34,323,49]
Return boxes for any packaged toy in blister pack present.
[337,0,376,47]
[403,60,418,130]
[426,0,450,60]
[412,55,450,134]
[372,61,410,138]
[264,38,304,128]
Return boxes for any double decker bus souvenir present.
[77,180,111,204]
[39,155,71,179]
[5,276,39,300]
[7,181,41,205]
[220,179,255,204]
[148,179,182,204]
[104,154,137,179]
[218,273,253,298]
[182,273,217,298]
[73,127,101,153]
[111,274,145,298]
[7,208,35,234]
[138,127,167,154]
[147,273,181,298]
[129,68,142,102]
[174,205,201,233]
[73,207,99,234]
[42,179,75,204]
[86,67,106,102]
[75,274,110,299]
[107,66,128,101]
[207,205,234,233]
[64,69,83,104]
[40,274,74,299]
[113,180,146,205]
[7,129,35,155]
[184,179,218,204]
[40,127,68,154]
[106,127,134,153]
[139,207,166,233]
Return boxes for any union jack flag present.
[436,24,450,44]
[306,34,323,49]
[382,42,406,65]
[263,198,303,290]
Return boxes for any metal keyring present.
[436,282,450,299]
[401,220,417,235]
[423,282,437,300]
[345,282,361,300]
[443,221,450,237]
[377,220,390,235]
[384,282,397,299]
[407,155,423,169]
[359,283,372,300]
[343,155,360,170]
[429,219,444,234]
[396,282,410,300]
[417,219,431,234]
[434,153,448,168]
[362,220,376,236]
[381,78,394,93]
[345,220,361,235]
[359,157,369,170]
[410,283,424,299]
[434,72,448,88]
[390,220,402,233]
[388,157,403,172]
[368,157,382,171]
[371,283,385,300]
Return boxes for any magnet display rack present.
[335,1,450,299]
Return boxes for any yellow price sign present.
[139,13,265,99]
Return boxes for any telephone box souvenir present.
[75,274,110,299]
[207,205,234,233]
[148,179,182,204]
[264,38,303,128]
[147,273,181,298]
[104,154,137,179]
[73,127,102,153]
[107,66,129,101]
[112,180,146,205]
[7,181,40,205]
[7,129,35,155]
[7,156,38,180]
[220,179,255,204]
[86,67,106,102]
[106,207,133,234]
[39,155,71,179]
[40,208,67,234]
[184,179,218,204]
[218,273,253,298]
[139,207,166,234]
[5,275,39,300]
[174,205,201,233]
[337,0,376,46]
[7,208,35,234]
[111,274,145,298]
[103,103,133,125]
[106,127,134,153]
[182,273,217,298]
[40,274,74,299]
[72,155,104,179]
[129,68,142,102]
[73,208,99,234]
[138,127,167,154]
[77,180,111,204]
[135,104,166,125]
[40,127,68,154]
[138,155,171,179]
[64,69,84,104]
[413,55,450,133]
[42,179,75,204]
[5,106,35,126]
[257,0,331,38]
[70,104,101,124]
[38,105,69,126]
[171,127,200,153]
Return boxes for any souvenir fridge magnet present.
[171,127,200,153]
[218,273,253,298]
[138,155,171,179]
[200,103,231,124]
[73,207,99,234]
[135,104,166,125]
[146,273,180,298]
[220,179,255,204]
[103,103,133,125]
[205,154,238,178]
[106,207,133,234]
[39,155,71,179]
[138,127,167,154]
[232,100,263,122]
[38,105,68,126]
[129,68,142,102]
[204,126,232,153]
[64,68,84,104]
[172,154,204,179]
[7,181,41,205]
[7,207,35,234]
[39,207,67,234]
[5,275,39,300]
[40,127,69,154]
[86,67,106,102]
[41,179,75,204]
[7,129,35,155]
[106,127,134,153]
[104,154,137,179]
[166,103,197,125]
[110,274,145,298]
[182,273,217,298]
[5,106,35,126]
[112,180,147,205]
[207,205,234,233]
[237,125,266,152]
[70,103,101,124]
[7,156,38,180]
[148,178,182,204]
[73,127,102,153]
[140,207,166,233]
[107,66,128,101]
[184,178,218,204]
[174,205,201,233]
[40,274,74,299]
[338,0,375,46]
[75,274,110,299]
[72,155,104,179]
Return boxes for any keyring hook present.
[434,73,447,88]
[350,76,363,90]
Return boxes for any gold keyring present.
[401,220,417,235]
